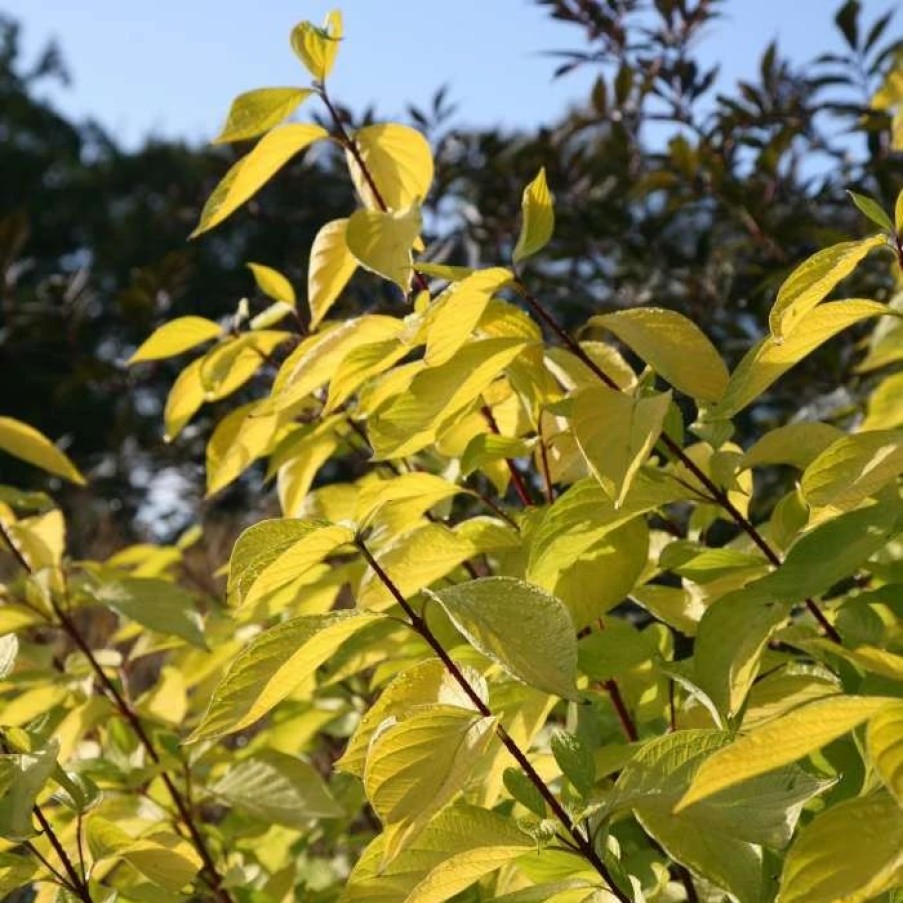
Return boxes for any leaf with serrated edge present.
[677,696,893,809]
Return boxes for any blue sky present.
[6,0,894,147]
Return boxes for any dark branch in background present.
[355,538,631,903]
[0,520,235,903]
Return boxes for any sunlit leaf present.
[0,416,85,486]
[308,218,358,327]
[248,262,295,304]
[290,10,342,81]
[513,168,554,264]
[128,316,222,364]
[867,700,903,803]
[214,87,312,144]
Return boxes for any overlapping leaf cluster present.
[0,9,901,903]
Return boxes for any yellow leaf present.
[769,235,887,340]
[677,696,893,809]
[248,262,295,304]
[347,123,434,211]
[740,422,843,471]
[0,417,85,485]
[128,316,222,364]
[308,218,357,327]
[868,700,903,803]
[587,308,728,402]
[325,337,409,412]
[192,123,329,236]
[290,10,342,81]
[214,87,313,144]
[367,337,527,459]
[862,371,903,430]
[346,205,422,290]
[512,167,554,264]
[205,402,284,497]
[777,792,903,903]
[571,385,671,505]
[710,300,890,419]
[164,358,205,441]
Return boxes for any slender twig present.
[596,620,638,743]
[480,405,535,507]
[0,521,234,903]
[32,805,91,901]
[355,538,631,903]
[537,414,556,505]
[512,279,841,644]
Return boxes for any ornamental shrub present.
[0,9,901,903]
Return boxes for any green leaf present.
[551,730,595,797]
[128,316,222,364]
[867,700,903,803]
[0,741,58,840]
[290,10,342,81]
[768,236,886,340]
[741,421,844,471]
[347,123,435,212]
[211,750,342,826]
[513,168,554,264]
[778,791,903,903]
[578,622,657,683]
[846,190,894,233]
[189,610,383,741]
[678,695,893,808]
[344,804,532,903]
[0,416,86,486]
[364,705,496,864]
[346,204,422,290]
[227,518,355,609]
[192,123,328,236]
[429,577,578,699]
[247,262,295,305]
[307,218,358,327]
[503,767,547,817]
[896,187,903,232]
[801,429,903,516]
[86,817,203,893]
[714,299,890,418]
[0,852,36,896]
[92,577,206,648]
[587,308,728,402]
[337,659,487,777]
[368,337,527,459]
[571,385,671,505]
[214,87,312,144]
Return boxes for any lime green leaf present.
[128,316,222,364]
[503,767,546,817]
[86,817,202,893]
[308,218,358,327]
[368,337,527,459]
[355,472,463,534]
[430,577,578,699]
[0,852,36,895]
[0,635,17,680]
[847,190,894,233]
[325,336,410,412]
[714,299,890,418]
[346,204,422,290]
[189,610,382,741]
[741,422,843,471]
[357,523,475,611]
[337,659,487,777]
[578,620,657,683]
[214,87,312,144]
[93,577,206,648]
[678,695,893,808]
[364,705,496,864]
[867,700,903,803]
[896,187,903,232]
[0,416,86,486]
[227,518,354,608]
[551,730,595,797]
[424,268,512,366]
[801,429,903,516]
[344,804,532,903]
[768,236,886,340]
[587,308,728,402]
[513,168,554,264]
[212,750,342,826]
[247,262,295,304]
[461,434,533,478]
[347,123,434,211]
[290,10,342,81]
[636,807,765,903]
[778,791,903,903]
[0,741,58,840]
[571,385,671,505]
[862,370,903,430]
[192,123,329,236]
